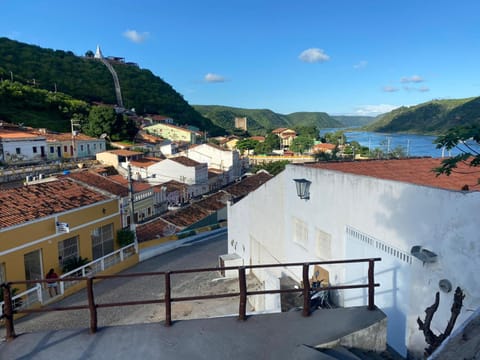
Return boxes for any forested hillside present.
[0,37,222,134]
[331,115,376,128]
[193,105,342,135]
[365,97,480,134]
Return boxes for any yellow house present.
[143,123,197,144]
[0,178,122,293]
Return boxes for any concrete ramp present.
[1,306,386,360]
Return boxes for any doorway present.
[24,249,43,289]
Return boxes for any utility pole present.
[127,165,139,252]
[70,119,81,160]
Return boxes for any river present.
[319,129,480,158]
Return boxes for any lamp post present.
[127,165,139,252]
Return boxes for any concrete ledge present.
[139,227,227,262]
[0,306,386,360]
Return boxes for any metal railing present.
[1,257,381,342]
[0,244,136,318]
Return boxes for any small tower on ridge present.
[94,45,103,59]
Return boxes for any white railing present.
[1,244,136,317]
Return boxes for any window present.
[293,217,308,248]
[94,143,97,149]
[64,145,68,153]
[0,262,5,283]
[315,229,332,260]
[80,145,84,151]
[91,223,114,260]
[15,148,21,155]
[58,236,79,268]
[50,146,54,153]
[33,146,37,153]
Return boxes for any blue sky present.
[2,0,480,116]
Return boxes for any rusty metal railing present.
[1,257,381,342]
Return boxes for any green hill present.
[193,105,342,135]
[0,37,222,134]
[364,97,480,134]
[330,115,376,128]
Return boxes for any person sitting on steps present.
[46,268,59,297]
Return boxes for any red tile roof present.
[0,129,45,140]
[129,157,161,168]
[0,179,109,229]
[313,143,336,152]
[161,206,212,227]
[223,172,273,198]
[170,156,201,167]
[136,218,179,242]
[307,158,480,191]
[106,149,143,156]
[191,192,229,211]
[68,171,129,197]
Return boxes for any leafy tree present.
[83,106,117,138]
[294,125,319,140]
[314,147,339,161]
[264,133,280,151]
[290,135,314,154]
[236,139,259,154]
[434,125,480,175]
[252,160,289,175]
[322,130,346,145]
[85,50,94,58]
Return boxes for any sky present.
[1,0,480,116]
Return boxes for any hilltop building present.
[234,117,247,131]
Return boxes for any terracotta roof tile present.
[136,218,179,242]
[223,172,273,198]
[161,206,212,227]
[68,171,129,196]
[0,179,109,229]
[191,192,228,211]
[105,149,143,156]
[170,156,201,167]
[307,158,480,191]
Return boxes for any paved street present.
[1,232,261,338]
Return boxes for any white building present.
[130,156,209,198]
[183,143,242,185]
[42,131,106,160]
[227,158,480,358]
[0,129,47,164]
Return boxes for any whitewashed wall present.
[228,163,480,358]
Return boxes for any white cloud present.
[123,29,150,43]
[383,86,399,92]
[353,60,368,69]
[204,73,226,83]
[400,75,424,83]
[298,48,330,63]
[418,86,430,92]
[355,104,400,116]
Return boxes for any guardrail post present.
[164,272,172,327]
[238,267,247,321]
[2,283,16,341]
[86,277,97,333]
[368,259,375,310]
[302,263,311,317]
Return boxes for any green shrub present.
[117,229,135,247]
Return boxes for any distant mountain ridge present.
[193,105,347,135]
[0,37,222,134]
[365,97,480,134]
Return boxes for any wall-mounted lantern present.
[293,178,311,200]
[411,245,438,264]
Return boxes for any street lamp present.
[293,178,311,200]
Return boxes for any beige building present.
[143,123,197,144]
